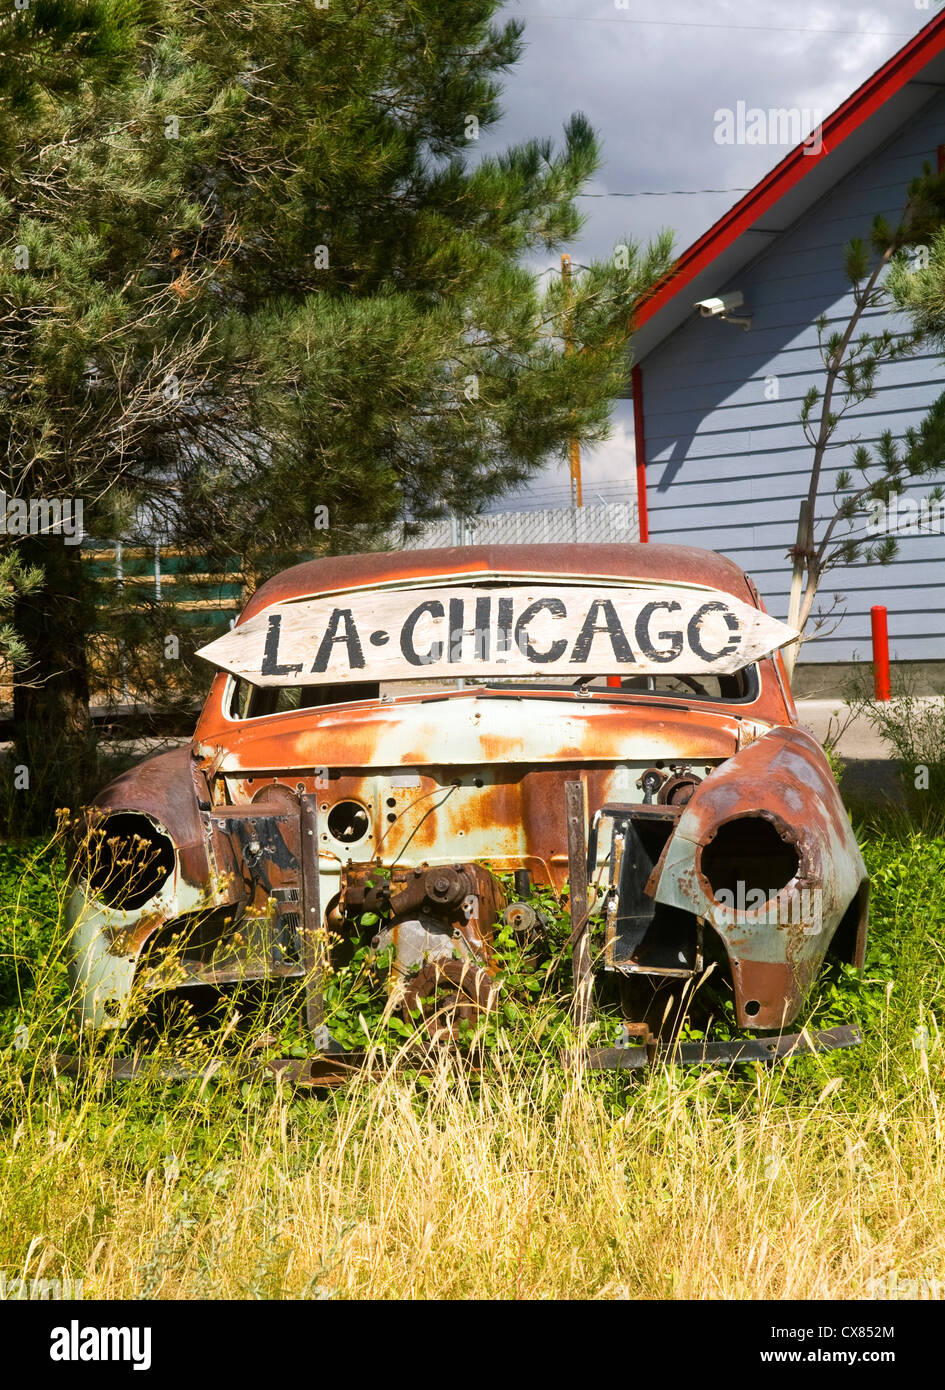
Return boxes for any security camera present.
[693,290,750,331]
[695,291,744,317]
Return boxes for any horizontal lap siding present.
[641,92,945,664]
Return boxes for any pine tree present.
[1,0,148,800]
[1,0,673,823]
[0,0,145,151]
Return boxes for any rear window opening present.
[227,666,758,719]
[231,680,381,718]
[477,670,756,700]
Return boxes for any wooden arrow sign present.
[197,583,799,686]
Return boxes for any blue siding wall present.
[641,93,945,665]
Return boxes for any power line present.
[511,14,911,39]
[578,187,752,198]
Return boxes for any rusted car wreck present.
[67,544,868,1075]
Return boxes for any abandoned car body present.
[67,543,868,1070]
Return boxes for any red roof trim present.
[635,13,945,329]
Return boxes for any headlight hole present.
[700,816,800,902]
[326,801,370,844]
[86,813,175,910]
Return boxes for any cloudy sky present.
[476,0,937,509]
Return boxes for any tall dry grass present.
[2,1022,944,1300]
[2,821,945,1300]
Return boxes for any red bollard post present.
[870,605,891,701]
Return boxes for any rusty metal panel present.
[574,1025,863,1071]
[85,746,212,888]
[200,696,748,773]
[650,725,868,1030]
[233,543,764,628]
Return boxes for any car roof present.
[239,543,756,624]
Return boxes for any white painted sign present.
[197,584,798,685]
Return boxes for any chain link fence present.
[417,501,638,548]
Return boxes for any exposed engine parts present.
[342,861,505,980]
[636,764,703,807]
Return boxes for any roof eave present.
[630,12,945,363]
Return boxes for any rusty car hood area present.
[194,687,749,775]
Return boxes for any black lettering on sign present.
[261,614,303,677]
[496,597,514,654]
[635,600,683,663]
[311,607,365,673]
[446,596,492,663]
[687,601,741,662]
[475,595,491,662]
[515,597,567,664]
[448,597,464,664]
[400,600,444,666]
[569,599,635,665]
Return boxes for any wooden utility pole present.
[561,254,583,508]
